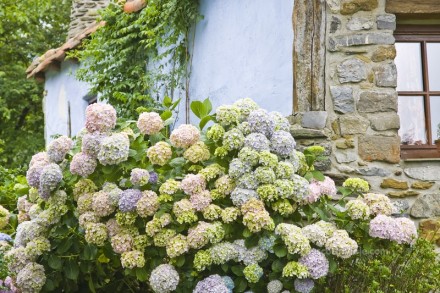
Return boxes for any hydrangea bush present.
[0,99,424,292]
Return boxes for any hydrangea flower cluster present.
[0,205,10,229]
[11,98,421,292]
[47,135,73,163]
[369,215,417,244]
[85,103,117,133]
[137,112,164,135]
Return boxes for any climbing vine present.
[74,0,200,118]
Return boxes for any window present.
[395,25,440,158]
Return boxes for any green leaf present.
[175,255,185,267]
[272,259,284,272]
[311,170,325,181]
[80,244,98,260]
[160,110,172,120]
[199,115,213,130]
[163,96,172,107]
[48,255,63,270]
[57,238,73,254]
[234,277,248,292]
[65,260,80,280]
[169,157,185,168]
[231,265,244,276]
[136,267,149,282]
[190,100,204,118]
[311,206,329,221]
[242,228,252,238]
[329,257,337,274]
[202,98,212,114]
[274,244,287,257]
[88,277,96,293]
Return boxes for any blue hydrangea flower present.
[118,189,143,212]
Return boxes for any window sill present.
[401,146,440,160]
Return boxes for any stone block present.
[369,112,400,131]
[411,181,434,190]
[301,111,328,129]
[358,90,397,113]
[388,190,419,198]
[377,14,396,30]
[291,127,329,139]
[335,150,357,163]
[391,200,410,215]
[404,166,440,181]
[324,172,350,186]
[340,0,378,15]
[410,194,440,218]
[347,17,374,31]
[330,86,354,114]
[358,135,400,163]
[339,115,369,135]
[326,0,341,13]
[419,218,440,246]
[336,138,355,149]
[371,46,396,62]
[337,58,367,83]
[373,63,397,87]
[381,178,409,189]
[356,167,390,177]
[328,33,395,52]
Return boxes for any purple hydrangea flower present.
[149,172,158,184]
[118,189,143,212]
[294,278,314,293]
[0,233,12,242]
[299,248,329,279]
[244,133,270,152]
[270,130,296,157]
[248,109,275,137]
[194,274,229,293]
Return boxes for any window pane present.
[427,43,440,91]
[395,43,424,91]
[398,96,427,145]
[430,96,440,143]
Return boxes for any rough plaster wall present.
[183,0,294,123]
[44,61,90,144]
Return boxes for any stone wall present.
[292,0,439,246]
[67,0,110,39]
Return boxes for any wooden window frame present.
[395,25,440,159]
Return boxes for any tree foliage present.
[0,0,72,168]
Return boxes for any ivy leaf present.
[65,260,80,280]
[274,244,287,257]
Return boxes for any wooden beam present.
[386,0,440,14]
[293,0,326,112]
